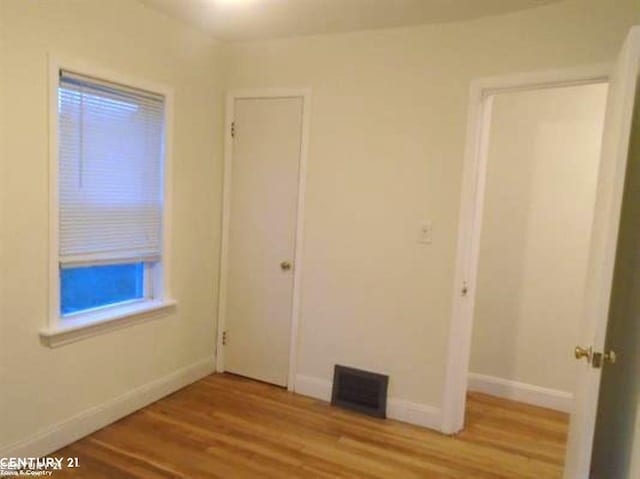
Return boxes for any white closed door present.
[563,26,640,478]
[223,96,303,387]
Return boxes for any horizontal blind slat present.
[58,71,165,263]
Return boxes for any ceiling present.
[139,0,562,42]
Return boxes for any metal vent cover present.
[331,365,389,418]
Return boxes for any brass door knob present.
[280,261,292,271]
[575,345,593,363]
[575,346,617,368]
[604,350,617,364]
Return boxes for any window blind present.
[58,71,165,266]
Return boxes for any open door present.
[563,27,640,479]
[589,68,640,478]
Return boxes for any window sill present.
[39,299,177,348]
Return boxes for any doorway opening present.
[469,81,609,408]
[440,65,612,463]
[444,32,640,479]
[467,81,608,469]
[441,65,610,442]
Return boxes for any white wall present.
[224,0,640,410]
[469,84,608,404]
[1,0,639,457]
[0,0,224,452]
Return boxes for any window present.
[60,263,145,315]
[55,69,167,322]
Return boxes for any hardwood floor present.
[52,373,569,478]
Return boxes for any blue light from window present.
[60,263,144,316]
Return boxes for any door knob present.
[592,350,617,368]
[604,350,617,364]
[574,345,593,363]
[280,261,292,271]
[575,346,617,368]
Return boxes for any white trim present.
[215,92,234,374]
[468,373,573,413]
[387,399,441,431]
[216,88,312,391]
[294,374,333,401]
[50,54,176,103]
[47,53,175,339]
[59,252,161,268]
[39,299,177,348]
[288,90,312,391]
[294,374,442,430]
[440,63,611,435]
[159,72,174,303]
[0,357,215,458]
[48,54,61,332]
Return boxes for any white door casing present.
[216,90,311,389]
[442,26,640,478]
[441,63,610,435]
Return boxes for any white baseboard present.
[0,356,216,458]
[294,374,333,401]
[467,373,573,413]
[294,374,442,431]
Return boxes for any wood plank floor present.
[52,373,569,478]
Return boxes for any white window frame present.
[40,55,176,348]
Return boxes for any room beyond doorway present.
[441,65,611,441]
[468,82,609,413]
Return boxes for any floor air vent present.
[331,365,389,418]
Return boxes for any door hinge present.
[231,121,236,138]
[222,331,228,346]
